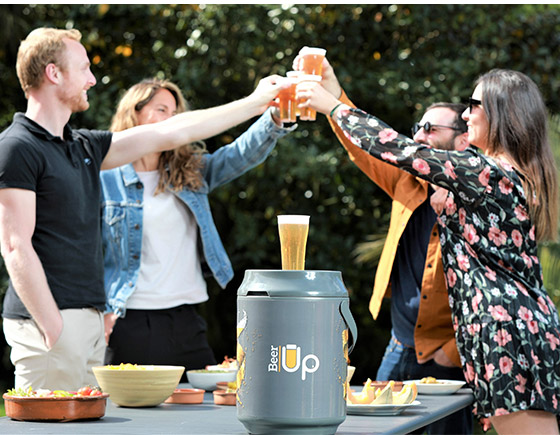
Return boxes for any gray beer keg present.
[236,270,358,434]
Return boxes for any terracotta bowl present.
[212,390,236,406]
[186,369,237,391]
[164,388,204,404]
[3,393,109,422]
[93,365,184,407]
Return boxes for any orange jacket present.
[328,91,461,367]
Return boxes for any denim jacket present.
[101,110,294,316]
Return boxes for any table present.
[0,387,473,434]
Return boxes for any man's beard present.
[61,91,89,113]
[431,139,455,151]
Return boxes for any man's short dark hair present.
[426,102,468,133]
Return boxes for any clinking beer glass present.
[287,71,303,117]
[277,215,310,270]
[299,46,327,76]
[277,76,298,123]
[297,75,322,121]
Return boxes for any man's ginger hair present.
[16,27,82,97]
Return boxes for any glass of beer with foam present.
[277,215,310,270]
[300,47,327,76]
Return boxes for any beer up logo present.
[268,344,320,381]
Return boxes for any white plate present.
[404,379,465,395]
[204,365,237,372]
[347,400,421,416]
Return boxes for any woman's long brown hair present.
[110,78,206,193]
[478,69,558,241]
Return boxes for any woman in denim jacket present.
[101,78,294,370]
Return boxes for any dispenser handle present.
[339,299,358,355]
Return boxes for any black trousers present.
[105,304,217,378]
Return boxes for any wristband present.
[329,103,343,117]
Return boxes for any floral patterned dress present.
[335,107,560,420]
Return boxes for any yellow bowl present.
[92,365,184,407]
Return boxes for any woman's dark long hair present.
[477,69,558,241]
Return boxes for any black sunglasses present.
[411,122,464,136]
[468,97,482,112]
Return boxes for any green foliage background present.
[0,4,559,396]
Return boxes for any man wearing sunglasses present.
[411,115,467,150]
[315,59,472,434]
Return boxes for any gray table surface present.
[0,386,474,434]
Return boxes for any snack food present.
[106,363,147,370]
[347,379,417,405]
[420,376,438,384]
[5,386,103,398]
[347,379,376,404]
[392,383,418,405]
[214,356,238,370]
[371,381,394,404]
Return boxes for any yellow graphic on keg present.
[268,343,319,381]
[282,344,301,372]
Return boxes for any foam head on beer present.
[277,215,310,271]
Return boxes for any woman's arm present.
[102,75,287,170]
[296,80,490,202]
[203,108,295,191]
[334,107,489,203]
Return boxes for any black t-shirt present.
[0,113,112,318]
[390,188,438,348]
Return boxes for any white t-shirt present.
[127,170,208,309]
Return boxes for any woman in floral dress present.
[297,68,560,433]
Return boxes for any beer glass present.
[298,75,322,121]
[286,71,303,117]
[300,47,327,76]
[277,77,297,123]
[277,215,310,270]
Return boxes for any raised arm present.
[0,188,63,348]
[292,49,343,99]
[101,75,286,170]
